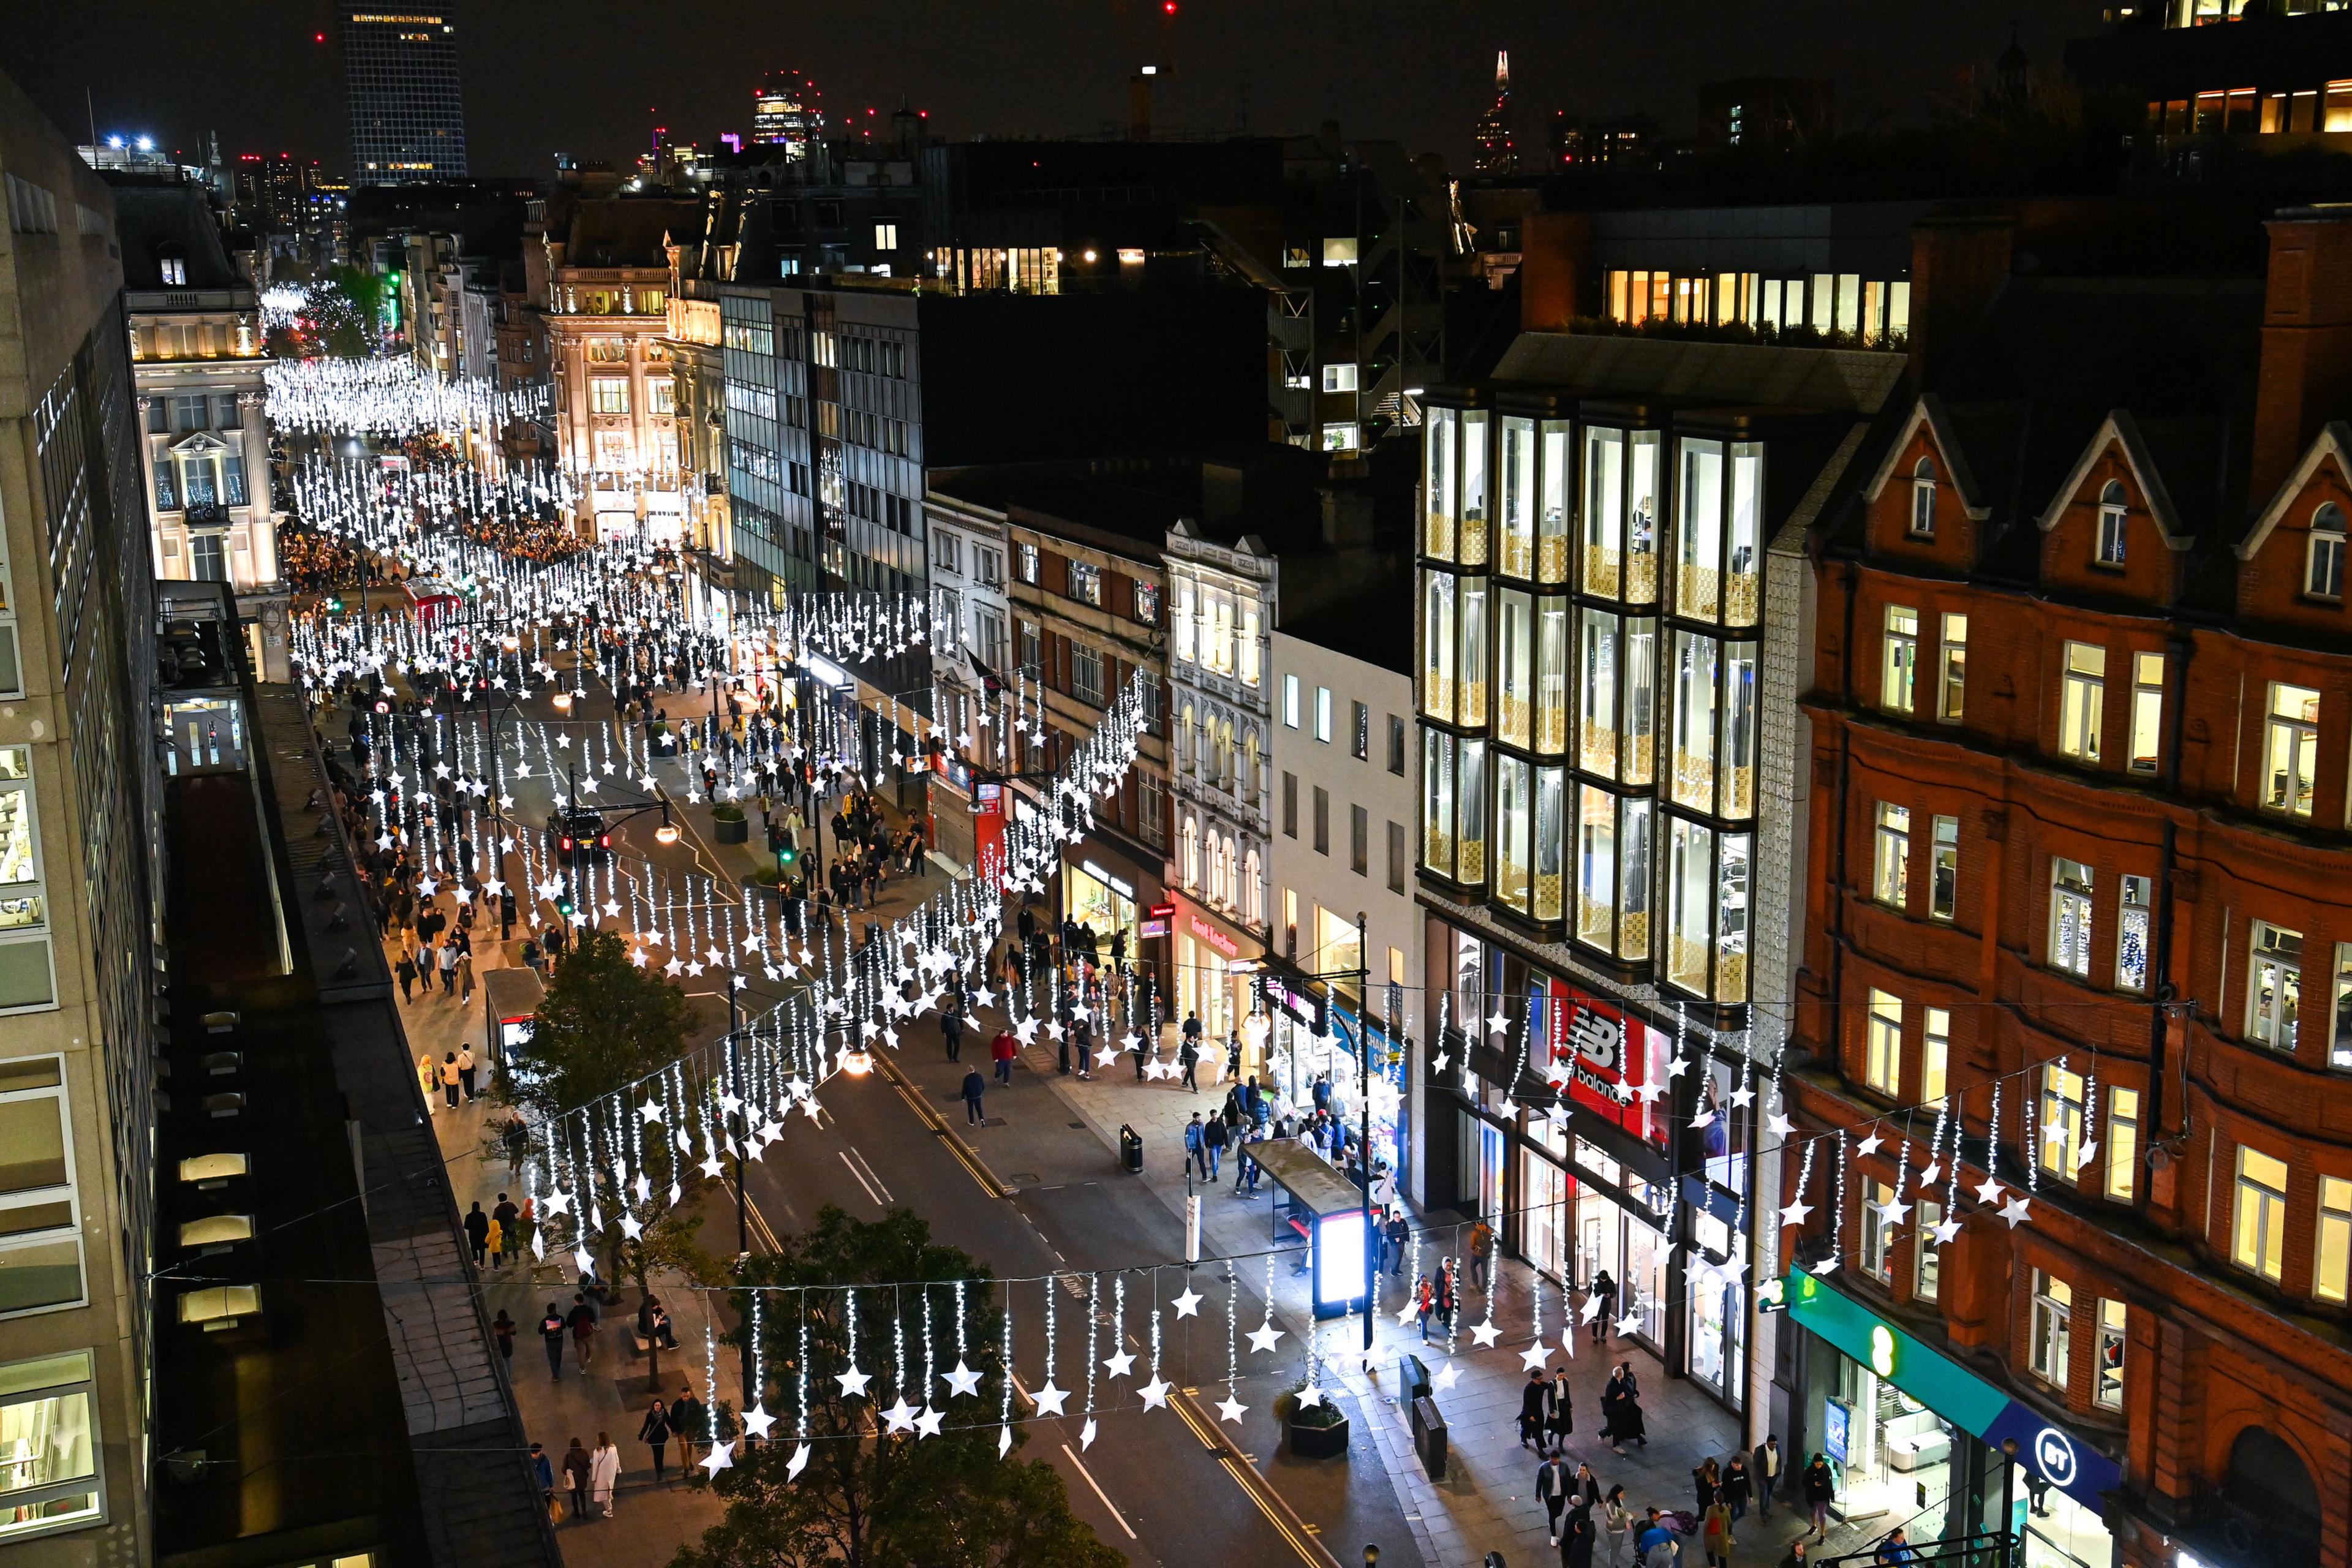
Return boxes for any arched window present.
[2308,502,2346,601]
[2096,479,2128,567]
[2224,1426,2321,1564]
[1242,847,1263,926]
[1177,704,1196,774]
[1909,456,1936,537]
[1181,817,1199,891]
[1244,731,1262,805]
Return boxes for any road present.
[342,619,1406,1567]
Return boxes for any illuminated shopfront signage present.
[1784,1270,2122,1511]
[1187,911,1240,960]
[1536,976,1667,1150]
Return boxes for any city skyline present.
[4,0,2105,179]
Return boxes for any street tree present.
[495,926,712,1342]
[673,1207,1124,1568]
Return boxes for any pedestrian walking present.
[1537,1452,1572,1545]
[1385,1210,1409,1275]
[462,1201,489,1266]
[941,1006,965,1062]
[1754,1436,1782,1520]
[493,1192,521,1264]
[416,1052,435,1105]
[1564,1502,1599,1568]
[1603,1486,1635,1568]
[395,950,418,1001]
[456,1045,477,1101]
[1547,1368,1575,1455]
[491,1309,516,1364]
[990,1025,1017,1086]
[1724,1453,1754,1523]
[540,1302,567,1381]
[439,940,458,994]
[530,1442,556,1523]
[1801,1453,1836,1539]
[568,1294,598,1370]
[1185,1114,1207,1180]
[962,1066,987,1125]
[439,1052,461,1109]
[590,1433,619,1517]
[1178,1033,1200,1091]
[1590,1269,1619,1342]
[1415,1272,1434,1342]
[1873,1526,1918,1565]
[484,1210,503,1264]
[1520,1368,1550,1450]
[562,1437,592,1520]
[1469,1215,1495,1292]
[1702,1499,1735,1567]
[1695,1457,1722,1514]
[638,1398,672,1484]
[671,1384,706,1464]
[1203,1112,1228,1179]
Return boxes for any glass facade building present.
[344,10,468,185]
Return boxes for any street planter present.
[1286,1400,1349,1460]
[712,807,749,845]
[649,727,677,758]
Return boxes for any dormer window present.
[159,256,186,286]
[2096,480,2128,567]
[2309,502,2346,601]
[1909,457,1936,537]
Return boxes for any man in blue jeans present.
[1203,1114,1227,1179]
[1184,1113,1207,1179]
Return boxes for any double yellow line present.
[1170,1389,1339,1568]
[870,1047,1011,1200]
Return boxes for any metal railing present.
[1820,1529,2018,1568]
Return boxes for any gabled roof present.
[1858,393,1994,520]
[2034,409,2195,551]
[2239,420,2352,560]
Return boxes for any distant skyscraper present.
[1474,50,1515,173]
[344,9,467,185]
[750,69,824,159]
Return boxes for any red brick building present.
[1786,208,2352,1567]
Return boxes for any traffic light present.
[555,891,575,919]
[777,843,799,870]
[325,595,344,613]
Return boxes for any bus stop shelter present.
[1248,1138,1372,1319]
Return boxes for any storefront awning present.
[1783,1269,2122,1512]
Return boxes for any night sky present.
[3,1,2108,178]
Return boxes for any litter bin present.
[1411,1394,1448,1480]
[1400,1352,1430,1408]
[1118,1124,1144,1174]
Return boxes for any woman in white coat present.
[589,1430,620,1518]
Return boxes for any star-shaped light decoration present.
[1171,1287,1203,1319]
[1932,1215,1963,1245]
[1520,1343,1553,1373]
[741,1404,776,1440]
[943,1360,982,1400]
[835,1366,872,1400]
[1031,1381,1069,1417]
[1431,1361,1461,1393]
[881,1396,919,1434]
[1876,1194,1912,1227]
[1779,1198,1814,1227]
[1294,1383,1323,1409]
[786,1442,812,1480]
[1079,1417,1098,1449]
[1856,1132,1885,1159]
[699,1441,734,1477]
[1102,1348,1136,1379]
[915,1407,944,1439]
[1974,1175,2004,1205]
[1245,1321,1283,1355]
[1217,1394,1248,1424]
[2001,1194,2033,1228]
[1470,1317,1502,1349]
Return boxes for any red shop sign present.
[1542,977,1667,1150]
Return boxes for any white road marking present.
[1060,1443,1138,1539]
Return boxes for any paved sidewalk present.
[907,1001,1898,1568]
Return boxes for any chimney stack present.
[2250,208,2352,507]
[1906,211,2015,391]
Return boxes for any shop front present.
[1779,1269,2122,1566]
[1431,913,1754,1411]
[1171,892,1257,1060]
[1257,958,1410,1178]
[1061,840,1162,984]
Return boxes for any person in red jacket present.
[990,1027,1018,1086]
